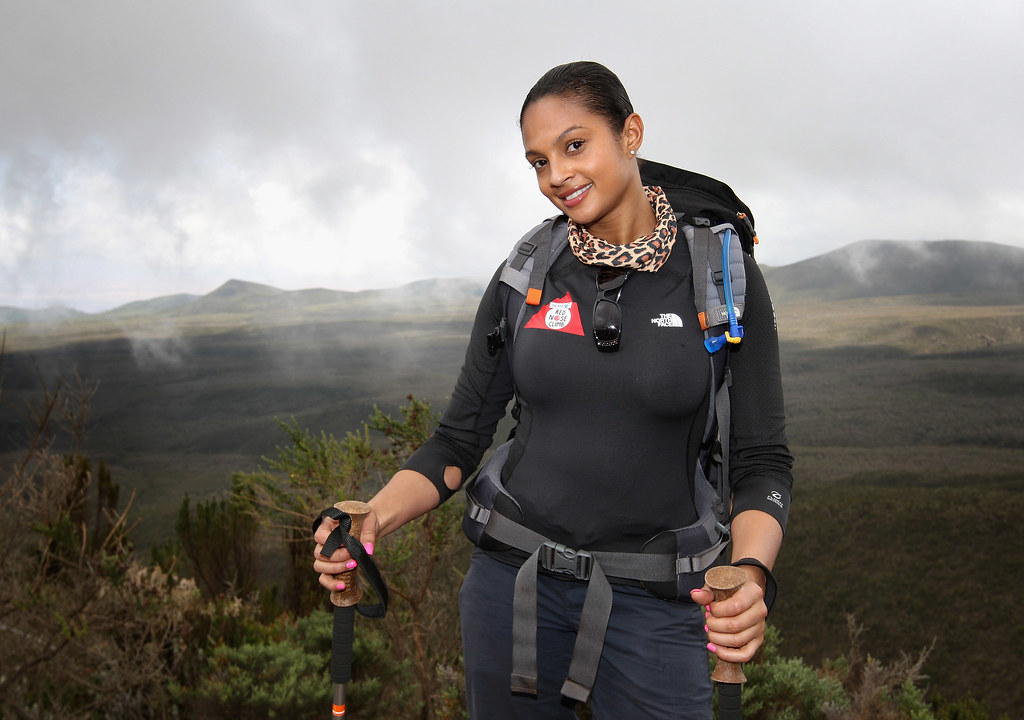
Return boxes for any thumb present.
[690,586,714,607]
[358,508,380,557]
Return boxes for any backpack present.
[463,159,758,702]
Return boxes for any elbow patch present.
[401,444,460,507]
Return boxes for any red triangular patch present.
[523,292,585,336]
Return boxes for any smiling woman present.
[312,61,793,720]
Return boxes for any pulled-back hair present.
[520,61,634,133]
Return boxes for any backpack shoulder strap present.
[685,220,747,335]
[498,216,569,349]
[684,220,750,528]
[500,216,567,299]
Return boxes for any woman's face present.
[521,94,640,235]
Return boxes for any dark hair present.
[519,61,634,134]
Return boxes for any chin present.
[566,208,601,228]
[555,200,588,221]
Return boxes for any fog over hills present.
[3,240,1022,327]
[761,240,1024,303]
[168,277,488,322]
[0,277,487,328]
[0,305,89,325]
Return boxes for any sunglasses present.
[593,268,630,352]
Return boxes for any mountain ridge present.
[3,239,1022,327]
[761,239,1024,304]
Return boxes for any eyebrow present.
[524,124,586,159]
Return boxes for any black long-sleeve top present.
[404,232,793,553]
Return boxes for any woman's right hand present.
[312,505,380,591]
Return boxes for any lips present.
[559,183,592,208]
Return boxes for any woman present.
[314,61,792,719]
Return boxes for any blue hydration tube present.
[704,228,744,353]
[722,229,744,344]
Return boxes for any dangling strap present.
[714,367,733,526]
[314,507,389,618]
[510,548,612,702]
[690,221,712,330]
[510,551,542,696]
[561,565,612,701]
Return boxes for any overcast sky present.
[2,1,1021,312]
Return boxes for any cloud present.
[1,0,1021,311]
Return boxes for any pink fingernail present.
[346,560,358,569]
[364,542,374,555]
[704,624,709,633]
[707,642,717,653]
[336,582,346,590]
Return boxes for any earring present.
[630,150,637,156]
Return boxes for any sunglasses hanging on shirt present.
[593,267,630,352]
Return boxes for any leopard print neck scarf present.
[566,185,677,271]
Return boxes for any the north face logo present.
[651,313,683,328]
[524,293,585,336]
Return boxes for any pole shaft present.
[332,682,347,717]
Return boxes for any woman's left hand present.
[689,566,768,663]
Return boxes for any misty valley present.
[2,239,1023,717]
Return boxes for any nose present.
[547,157,573,188]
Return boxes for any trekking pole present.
[705,566,748,720]
[315,500,389,719]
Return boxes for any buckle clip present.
[516,239,538,257]
[486,324,504,356]
[539,541,593,580]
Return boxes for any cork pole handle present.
[705,565,748,684]
[329,500,371,609]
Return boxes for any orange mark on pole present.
[332,703,347,716]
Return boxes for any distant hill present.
[0,305,87,324]
[167,277,487,322]
[104,293,201,319]
[0,278,487,337]
[172,279,325,317]
[3,240,1023,331]
[762,240,1024,304]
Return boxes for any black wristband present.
[731,557,778,614]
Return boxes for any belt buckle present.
[539,541,593,581]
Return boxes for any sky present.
[2,0,1022,313]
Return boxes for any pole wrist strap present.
[314,507,389,618]
[731,557,777,614]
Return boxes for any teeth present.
[566,184,591,201]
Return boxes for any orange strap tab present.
[525,287,543,306]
